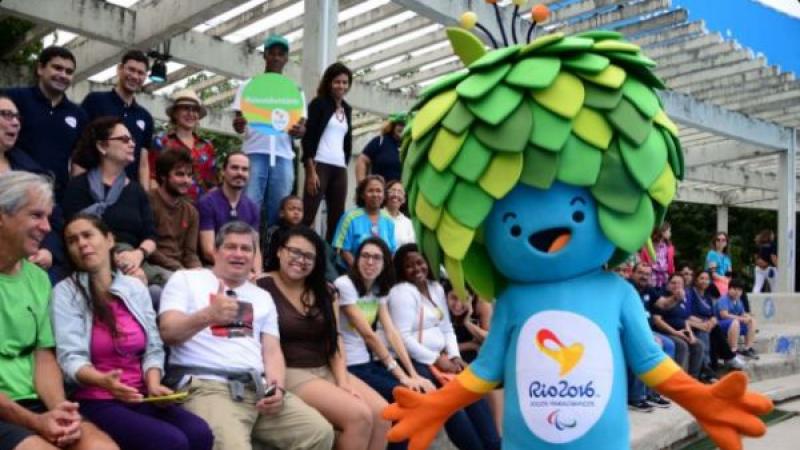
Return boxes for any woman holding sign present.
[51,213,213,450]
[301,62,353,242]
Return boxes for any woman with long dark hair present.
[301,62,353,241]
[639,221,674,289]
[258,226,389,450]
[388,243,501,450]
[335,238,433,406]
[63,117,157,284]
[51,213,212,450]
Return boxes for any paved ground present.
[743,415,800,450]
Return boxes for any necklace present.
[334,107,345,122]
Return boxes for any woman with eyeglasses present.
[258,226,390,450]
[63,117,157,284]
[388,243,501,450]
[334,238,433,441]
[332,175,396,268]
[51,213,213,450]
[384,180,415,247]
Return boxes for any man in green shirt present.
[0,171,117,450]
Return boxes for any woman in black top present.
[301,62,353,242]
[63,116,156,282]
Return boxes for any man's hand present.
[288,118,306,138]
[255,385,284,416]
[28,248,53,269]
[33,401,82,447]
[207,283,239,325]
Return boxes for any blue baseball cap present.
[263,34,289,52]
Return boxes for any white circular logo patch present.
[516,310,613,444]
[64,116,77,128]
[136,119,146,130]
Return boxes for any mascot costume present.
[383,2,773,449]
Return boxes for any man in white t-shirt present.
[232,34,306,230]
[158,221,333,450]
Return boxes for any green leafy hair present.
[401,28,684,300]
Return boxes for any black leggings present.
[303,162,348,242]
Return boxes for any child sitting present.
[715,278,759,359]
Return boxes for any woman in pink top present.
[51,213,212,450]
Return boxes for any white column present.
[777,129,797,292]
[301,0,338,100]
[716,205,729,233]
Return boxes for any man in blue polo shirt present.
[4,46,88,200]
[79,50,153,187]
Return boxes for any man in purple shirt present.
[197,151,262,274]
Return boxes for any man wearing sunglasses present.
[79,50,153,188]
[0,172,117,450]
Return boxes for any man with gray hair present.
[0,171,117,450]
[158,221,333,450]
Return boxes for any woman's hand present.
[305,168,320,196]
[337,380,361,399]
[101,369,143,402]
[147,384,174,397]
[434,354,460,373]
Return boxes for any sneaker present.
[628,400,654,413]
[724,355,747,370]
[647,394,671,408]
[739,348,760,360]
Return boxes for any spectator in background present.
[355,114,405,185]
[262,195,304,269]
[715,278,758,359]
[197,151,262,274]
[80,50,153,187]
[679,264,694,288]
[63,117,156,285]
[0,171,117,450]
[333,175,396,268]
[686,270,745,381]
[302,63,353,242]
[753,229,777,293]
[51,213,213,450]
[233,34,306,228]
[0,94,67,283]
[650,274,706,380]
[639,222,674,289]
[149,90,216,201]
[383,180,415,247]
[705,231,732,294]
[388,244,501,450]
[258,227,389,450]
[148,150,202,285]
[4,46,88,201]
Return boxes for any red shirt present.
[150,131,216,201]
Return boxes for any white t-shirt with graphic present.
[159,268,279,375]
[335,275,386,365]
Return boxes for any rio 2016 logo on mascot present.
[383,2,773,450]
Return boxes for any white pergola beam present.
[683,142,773,167]
[658,91,792,150]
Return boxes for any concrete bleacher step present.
[631,372,800,450]
[751,323,800,355]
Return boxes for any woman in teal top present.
[705,231,732,278]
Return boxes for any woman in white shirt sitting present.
[387,244,501,450]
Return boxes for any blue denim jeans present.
[244,153,294,228]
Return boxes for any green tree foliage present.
[0,17,44,64]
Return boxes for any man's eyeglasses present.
[284,246,315,265]
[106,135,134,144]
[0,110,21,121]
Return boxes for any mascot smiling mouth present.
[529,228,571,253]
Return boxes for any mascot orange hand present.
[384,378,483,450]
[655,371,773,450]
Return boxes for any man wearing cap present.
[232,34,306,229]
[355,113,406,184]
[149,89,216,201]
[79,50,153,187]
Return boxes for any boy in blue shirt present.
[715,279,758,359]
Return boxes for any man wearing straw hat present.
[149,89,216,201]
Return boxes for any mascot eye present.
[511,225,522,237]
[572,211,585,223]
